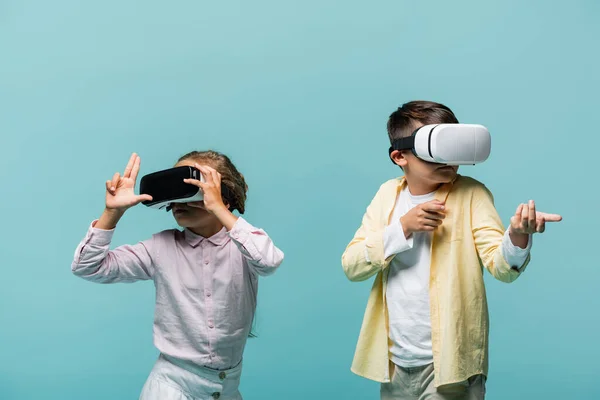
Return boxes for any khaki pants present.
[381,363,485,400]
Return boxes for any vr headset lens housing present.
[139,166,204,211]
[389,124,491,166]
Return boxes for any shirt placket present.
[201,241,217,364]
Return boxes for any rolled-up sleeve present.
[228,217,284,276]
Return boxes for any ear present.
[390,150,408,168]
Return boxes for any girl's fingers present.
[124,153,137,178]
[106,180,113,193]
[131,155,141,181]
[195,164,214,185]
[135,194,153,203]
[203,165,217,174]
[184,178,207,190]
[210,169,219,184]
[111,173,120,191]
[197,164,221,184]
[183,178,200,187]
[209,167,221,184]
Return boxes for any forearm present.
[213,205,239,231]
[71,220,154,283]
[342,231,387,282]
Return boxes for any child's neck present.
[405,177,443,196]
[188,221,225,238]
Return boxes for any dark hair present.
[387,100,459,143]
[178,150,248,214]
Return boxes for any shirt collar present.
[184,226,231,247]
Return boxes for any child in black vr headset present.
[341,101,562,400]
[71,150,284,400]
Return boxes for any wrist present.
[209,202,229,216]
[104,206,126,215]
[508,227,529,249]
[213,204,238,231]
[97,208,125,230]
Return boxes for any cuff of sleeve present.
[364,230,386,267]
[88,220,116,246]
[228,216,265,261]
[228,216,252,242]
[383,221,413,259]
[502,229,532,271]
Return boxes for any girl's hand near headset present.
[184,163,238,230]
[96,153,152,229]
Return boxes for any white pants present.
[140,354,243,400]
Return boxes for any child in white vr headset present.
[71,150,284,400]
[342,101,562,400]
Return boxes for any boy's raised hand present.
[105,153,153,211]
[509,200,562,235]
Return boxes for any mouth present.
[172,207,190,215]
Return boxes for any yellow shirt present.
[341,174,531,387]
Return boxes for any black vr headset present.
[139,166,232,212]
[389,124,491,165]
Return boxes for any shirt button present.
[208,322,214,329]
[206,292,211,297]
[219,371,226,380]
[211,353,216,358]
[212,392,221,399]
[204,260,209,265]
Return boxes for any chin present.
[173,211,214,228]
[434,169,458,182]
[173,212,196,226]
[173,216,192,228]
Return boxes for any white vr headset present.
[389,124,491,165]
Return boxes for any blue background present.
[1,1,598,399]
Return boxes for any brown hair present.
[387,100,459,143]
[178,150,248,214]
